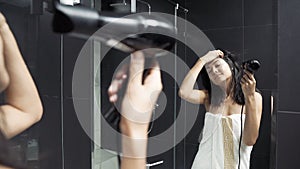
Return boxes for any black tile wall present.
[250,156,270,169]
[203,28,244,55]
[244,25,278,90]
[175,141,199,169]
[277,0,300,168]
[39,96,62,169]
[186,0,243,30]
[62,36,93,99]
[182,142,199,169]
[63,98,92,169]
[277,112,300,169]
[278,50,300,111]
[244,0,277,26]
[175,142,185,169]
[278,0,300,112]
[37,12,61,97]
[278,61,300,113]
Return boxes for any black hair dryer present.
[242,59,261,74]
[52,2,176,54]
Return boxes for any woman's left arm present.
[240,70,263,146]
[0,13,43,139]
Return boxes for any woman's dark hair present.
[200,49,245,106]
[0,130,28,169]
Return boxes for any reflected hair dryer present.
[242,59,261,74]
[52,2,176,54]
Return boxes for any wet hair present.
[0,130,28,169]
[200,49,245,106]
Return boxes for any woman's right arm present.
[178,50,223,104]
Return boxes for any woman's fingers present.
[108,75,126,93]
[128,51,145,85]
[109,94,118,103]
[240,77,246,84]
[243,70,254,81]
[108,78,126,102]
[216,50,224,58]
[241,70,256,86]
[108,66,128,103]
[115,65,128,79]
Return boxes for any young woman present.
[179,50,263,169]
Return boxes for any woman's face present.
[205,58,232,86]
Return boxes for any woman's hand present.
[108,51,162,137]
[200,50,224,64]
[121,51,162,136]
[240,70,256,96]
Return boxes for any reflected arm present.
[179,58,208,104]
[243,92,263,146]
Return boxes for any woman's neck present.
[218,77,233,97]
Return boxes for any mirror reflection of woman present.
[179,50,263,169]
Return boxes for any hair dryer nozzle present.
[242,59,261,73]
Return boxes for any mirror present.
[93,0,278,169]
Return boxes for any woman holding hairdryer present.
[179,50,263,169]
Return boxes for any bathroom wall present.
[277,0,300,168]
